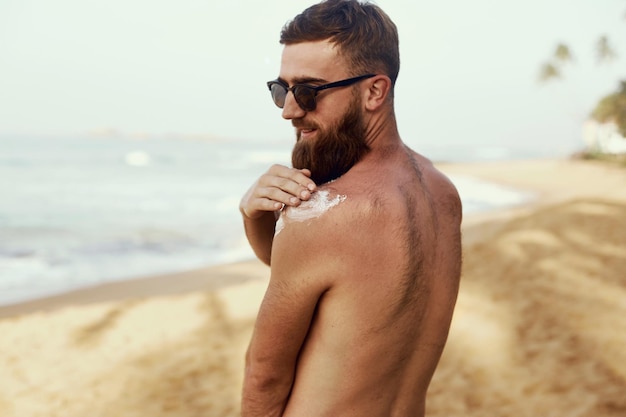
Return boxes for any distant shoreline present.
[2,158,623,319]
[2,157,626,416]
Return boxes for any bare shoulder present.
[271,149,462,279]
[276,184,376,242]
[411,152,463,222]
[276,188,348,235]
[272,183,383,274]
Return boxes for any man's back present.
[273,145,462,417]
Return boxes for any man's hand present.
[240,165,317,220]
[239,165,316,265]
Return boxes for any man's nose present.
[281,91,306,120]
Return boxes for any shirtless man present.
[239,1,462,416]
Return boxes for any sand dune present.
[0,281,267,416]
[1,159,625,416]
[429,198,626,416]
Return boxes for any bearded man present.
[239,1,462,416]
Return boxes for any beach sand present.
[1,159,625,416]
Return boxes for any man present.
[239,1,462,416]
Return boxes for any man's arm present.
[239,165,316,265]
[241,215,332,417]
[240,210,279,266]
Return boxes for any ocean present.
[0,134,536,306]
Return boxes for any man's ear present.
[364,75,392,111]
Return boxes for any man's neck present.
[364,111,401,150]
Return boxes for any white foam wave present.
[124,151,151,167]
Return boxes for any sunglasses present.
[267,74,376,112]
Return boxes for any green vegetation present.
[538,43,574,82]
[539,14,625,161]
[575,149,626,167]
[591,81,626,137]
[538,36,618,82]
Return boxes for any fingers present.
[240,165,317,219]
[263,165,316,200]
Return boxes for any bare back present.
[272,146,462,417]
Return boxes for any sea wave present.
[0,135,536,306]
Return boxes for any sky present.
[0,0,625,156]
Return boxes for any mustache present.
[291,119,319,130]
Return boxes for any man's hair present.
[280,0,400,89]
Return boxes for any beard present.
[291,98,370,185]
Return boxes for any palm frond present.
[596,35,617,63]
[538,62,561,82]
[553,43,574,63]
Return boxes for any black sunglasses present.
[267,74,376,112]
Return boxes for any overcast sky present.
[0,0,624,155]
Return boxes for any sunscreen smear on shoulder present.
[275,190,346,235]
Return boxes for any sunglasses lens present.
[267,81,317,111]
[269,82,287,108]
[293,86,316,112]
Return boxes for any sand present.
[1,159,625,417]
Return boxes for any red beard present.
[291,99,369,185]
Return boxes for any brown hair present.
[280,0,400,88]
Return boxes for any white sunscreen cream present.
[275,190,346,235]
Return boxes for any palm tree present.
[596,36,617,63]
[537,43,573,81]
[538,63,561,82]
[554,43,574,64]
[537,15,625,140]
[592,81,626,137]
